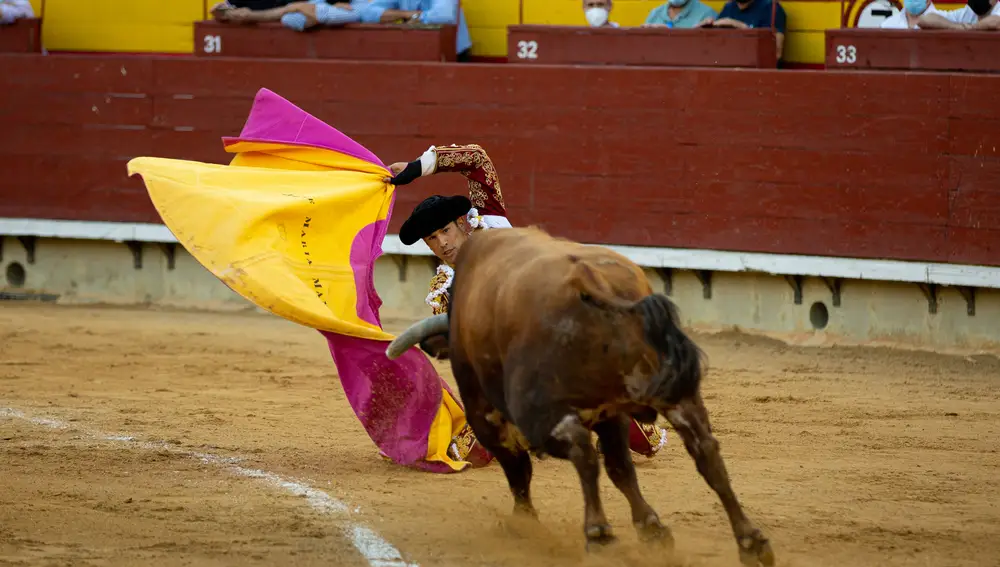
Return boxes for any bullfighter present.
[386,143,670,460]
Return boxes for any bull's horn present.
[385,313,450,359]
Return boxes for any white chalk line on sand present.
[0,407,417,567]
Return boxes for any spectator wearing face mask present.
[0,0,34,24]
[583,0,619,27]
[917,0,1000,28]
[696,0,787,60]
[643,0,717,28]
[880,0,944,27]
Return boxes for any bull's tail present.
[634,293,704,403]
[566,255,704,403]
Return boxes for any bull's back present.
[452,226,652,343]
[451,228,573,324]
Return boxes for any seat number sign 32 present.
[516,39,538,60]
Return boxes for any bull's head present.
[385,313,450,360]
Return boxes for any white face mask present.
[584,6,609,26]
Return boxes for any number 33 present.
[835,44,856,64]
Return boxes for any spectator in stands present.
[359,0,472,60]
[696,0,787,60]
[917,0,1000,28]
[216,1,365,31]
[0,0,34,24]
[583,0,620,27]
[212,0,293,18]
[880,0,945,28]
[643,0,717,28]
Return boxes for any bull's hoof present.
[584,524,617,551]
[634,514,674,547]
[512,503,539,520]
[737,529,775,567]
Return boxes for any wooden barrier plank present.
[149,57,418,104]
[0,90,152,126]
[410,101,949,158]
[826,29,1000,73]
[948,74,1000,117]
[951,189,1000,231]
[2,53,1000,267]
[0,17,41,53]
[0,123,229,163]
[949,118,1000,158]
[678,111,949,154]
[683,147,949,192]
[948,156,1000,198]
[0,54,153,94]
[151,95,417,135]
[529,175,947,226]
[193,21,456,62]
[3,156,158,224]
[414,64,617,107]
[507,25,778,68]
[946,227,1000,266]
[695,71,950,117]
[151,96,253,132]
[536,208,949,261]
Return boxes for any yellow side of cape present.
[127,145,396,341]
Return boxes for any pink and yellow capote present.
[126,88,488,473]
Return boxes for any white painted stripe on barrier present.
[0,407,418,567]
[0,218,177,243]
[378,237,1000,290]
[3,217,1000,290]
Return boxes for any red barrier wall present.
[2,54,999,267]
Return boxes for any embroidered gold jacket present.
[422,143,509,315]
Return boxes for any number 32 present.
[516,40,538,60]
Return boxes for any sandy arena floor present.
[1,302,999,567]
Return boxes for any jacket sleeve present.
[419,143,507,217]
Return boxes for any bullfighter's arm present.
[388,144,507,217]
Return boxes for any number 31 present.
[204,34,222,54]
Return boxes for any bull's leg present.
[543,413,615,549]
[471,410,537,518]
[449,356,537,518]
[592,416,673,546]
[662,394,774,567]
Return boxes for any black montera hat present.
[398,195,472,245]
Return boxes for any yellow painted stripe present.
[468,27,509,57]
[784,29,825,63]
[32,0,874,63]
[43,22,197,52]
[464,0,519,28]
[41,0,202,52]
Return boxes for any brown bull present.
[386,227,774,566]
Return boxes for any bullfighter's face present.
[423,218,470,265]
